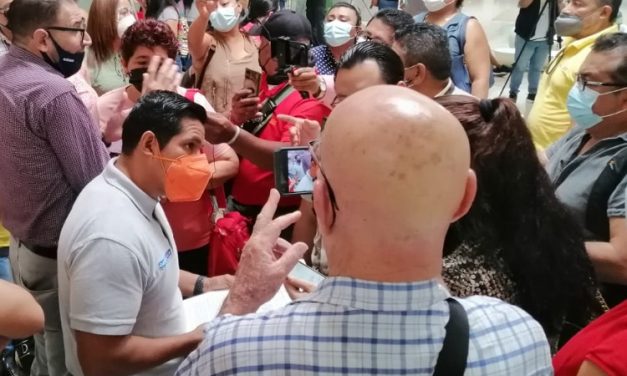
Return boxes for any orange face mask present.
[154,153,212,202]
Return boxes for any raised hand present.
[141,56,182,96]
[219,189,308,315]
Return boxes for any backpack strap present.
[433,298,469,376]
[243,84,295,136]
[194,46,216,89]
[586,146,627,241]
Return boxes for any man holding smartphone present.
[176,85,552,376]
[202,10,331,238]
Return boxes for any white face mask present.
[210,6,239,32]
[117,14,136,38]
[323,20,353,47]
[423,0,450,12]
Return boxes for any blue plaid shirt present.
[176,278,552,375]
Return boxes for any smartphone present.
[273,146,314,196]
[289,261,326,286]
[243,68,262,97]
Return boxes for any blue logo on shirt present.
[159,248,173,270]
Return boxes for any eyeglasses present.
[576,74,627,92]
[46,26,86,41]
[309,139,339,225]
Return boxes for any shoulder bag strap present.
[246,85,295,136]
[194,46,216,89]
[433,298,469,376]
[586,145,627,240]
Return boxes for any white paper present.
[183,286,293,331]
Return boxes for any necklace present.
[113,53,126,80]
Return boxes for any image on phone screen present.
[244,68,262,97]
[287,149,314,193]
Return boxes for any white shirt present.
[58,159,186,376]
[531,0,550,41]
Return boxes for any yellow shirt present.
[0,223,9,249]
[528,25,619,150]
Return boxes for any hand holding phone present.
[243,68,262,97]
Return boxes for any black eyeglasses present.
[46,26,86,41]
[309,139,339,225]
[576,74,627,91]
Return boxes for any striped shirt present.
[0,46,109,247]
[176,277,552,375]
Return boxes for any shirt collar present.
[565,24,619,52]
[9,44,62,77]
[435,79,455,98]
[103,158,158,221]
[301,277,450,312]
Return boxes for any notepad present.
[183,285,293,331]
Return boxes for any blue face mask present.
[567,84,627,130]
[210,6,239,32]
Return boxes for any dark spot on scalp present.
[430,153,442,165]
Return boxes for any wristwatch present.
[314,76,327,100]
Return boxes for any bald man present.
[176,86,552,376]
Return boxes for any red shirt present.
[231,82,331,207]
[553,300,627,376]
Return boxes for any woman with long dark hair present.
[436,95,600,343]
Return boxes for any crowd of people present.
[0,0,626,375]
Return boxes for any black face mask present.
[42,34,85,78]
[128,67,148,92]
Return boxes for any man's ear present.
[599,5,613,22]
[313,179,335,236]
[414,63,428,85]
[139,131,158,157]
[451,169,477,223]
[32,28,50,54]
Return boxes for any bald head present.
[314,86,476,282]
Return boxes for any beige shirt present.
[200,35,261,114]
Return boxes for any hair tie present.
[479,99,494,122]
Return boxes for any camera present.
[271,37,310,75]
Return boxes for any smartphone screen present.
[243,68,262,97]
[289,261,325,286]
[273,147,314,196]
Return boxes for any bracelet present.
[226,126,241,145]
[314,76,327,100]
[193,275,205,296]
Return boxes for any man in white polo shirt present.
[57,90,308,376]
